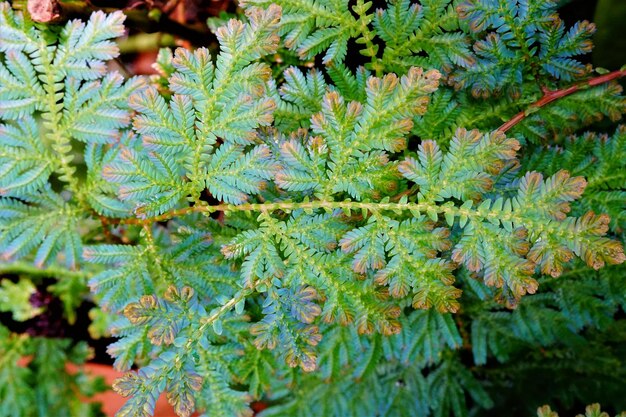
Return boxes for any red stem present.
[112,72,626,227]
[498,69,626,133]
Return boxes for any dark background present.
[560,0,626,71]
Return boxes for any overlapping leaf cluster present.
[92,5,623,415]
[522,125,626,230]
[0,1,625,417]
[245,0,625,146]
[453,0,596,95]
[0,4,143,269]
[103,5,282,216]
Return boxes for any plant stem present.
[119,200,443,225]
[117,33,176,54]
[0,261,91,280]
[118,199,517,233]
[184,289,251,352]
[498,69,626,133]
[199,290,250,326]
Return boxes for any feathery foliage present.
[0,3,143,269]
[0,1,625,417]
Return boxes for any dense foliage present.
[0,0,625,416]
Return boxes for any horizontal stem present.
[121,200,454,225]
[0,261,91,280]
[119,199,522,236]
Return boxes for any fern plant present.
[0,0,625,416]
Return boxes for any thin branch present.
[0,261,91,280]
[181,289,251,354]
[117,199,481,227]
[498,69,626,133]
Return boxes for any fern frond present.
[522,125,626,229]
[0,3,624,417]
[514,82,626,142]
[240,0,356,66]
[374,0,474,74]
[223,212,403,348]
[112,286,250,417]
[275,67,441,200]
[104,6,281,216]
[454,0,595,96]
[0,3,141,267]
[84,244,155,312]
[0,187,82,269]
[383,310,462,365]
[0,117,53,197]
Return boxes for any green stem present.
[117,33,176,54]
[122,199,517,233]
[0,261,91,280]
[122,200,448,225]
[185,289,251,350]
[38,40,84,204]
[199,290,250,326]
